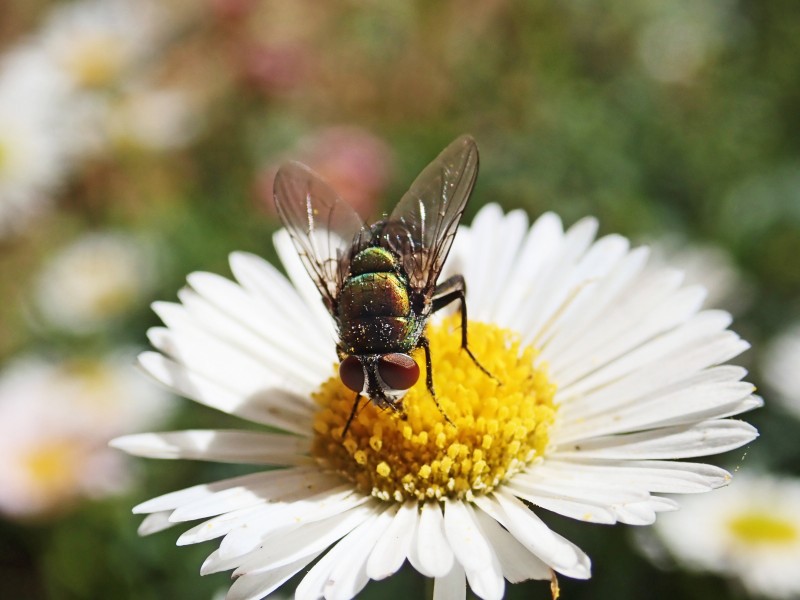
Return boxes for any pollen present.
[311,315,557,502]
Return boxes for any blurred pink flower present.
[256,126,393,220]
[209,0,258,22]
[241,43,311,94]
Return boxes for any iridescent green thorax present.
[337,247,418,354]
[350,246,396,275]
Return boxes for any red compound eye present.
[378,353,420,391]
[339,356,365,393]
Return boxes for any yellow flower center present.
[728,511,799,546]
[63,35,126,88]
[311,315,557,502]
[0,138,8,174]
[24,441,82,495]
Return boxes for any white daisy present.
[0,49,72,237]
[34,231,158,334]
[104,84,200,152]
[113,204,759,599]
[650,473,800,599]
[38,0,169,91]
[762,323,800,420]
[0,353,171,518]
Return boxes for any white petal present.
[149,304,318,397]
[543,267,683,372]
[137,511,177,535]
[443,500,504,600]
[560,362,745,423]
[474,492,591,579]
[492,212,565,329]
[183,505,265,549]
[273,230,338,342]
[508,476,649,506]
[178,281,332,376]
[507,493,617,524]
[232,503,380,577]
[293,508,384,600]
[366,500,418,580]
[472,507,551,583]
[137,351,312,435]
[324,506,397,600]
[556,316,747,401]
[556,380,756,443]
[433,561,466,600]
[111,430,311,465]
[463,207,528,322]
[554,419,759,460]
[216,488,370,561]
[133,470,313,514]
[169,469,340,522]
[551,284,707,387]
[534,243,645,352]
[185,269,332,364]
[525,459,732,494]
[519,217,600,345]
[151,293,319,395]
[228,251,334,349]
[227,551,322,600]
[409,502,454,578]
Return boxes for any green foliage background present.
[1,1,798,598]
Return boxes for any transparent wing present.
[273,161,367,312]
[381,135,478,294]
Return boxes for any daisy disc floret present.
[113,205,760,600]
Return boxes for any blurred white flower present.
[636,0,739,84]
[762,323,800,420]
[105,85,200,152]
[20,0,181,159]
[35,231,158,334]
[38,0,169,91]
[0,49,72,238]
[651,473,800,599]
[648,238,752,313]
[0,353,172,519]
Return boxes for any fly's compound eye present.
[378,353,420,391]
[339,355,365,393]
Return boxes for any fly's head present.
[339,353,420,410]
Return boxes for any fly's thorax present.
[349,246,397,275]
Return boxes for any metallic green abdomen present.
[339,272,409,318]
[338,248,416,354]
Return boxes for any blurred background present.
[1,0,799,598]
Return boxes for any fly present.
[273,135,495,436]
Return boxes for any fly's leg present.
[432,274,500,384]
[420,335,454,426]
[341,392,363,439]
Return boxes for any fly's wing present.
[273,162,367,312]
[382,135,478,295]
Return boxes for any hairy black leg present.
[432,275,500,383]
[341,392,363,438]
[420,336,454,426]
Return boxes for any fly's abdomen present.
[340,316,415,354]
